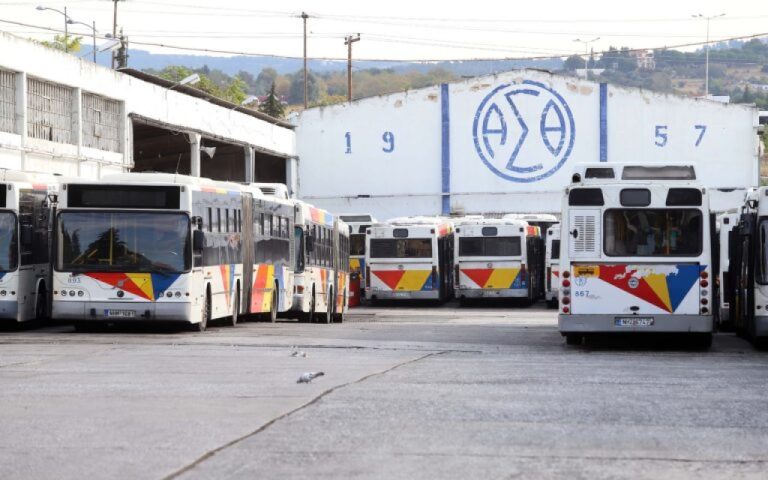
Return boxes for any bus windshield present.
[370,238,432,258]
[0,212,18,271]
[57,211,190,272]
[350,233,366,256]
[459,237,521,257]
[604,209,702,257]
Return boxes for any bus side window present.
[207,208,213,233]
[216,208,222,233]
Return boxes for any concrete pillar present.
[286,156,298,198]
[14,72,26,170]
[73,87,82,176]
[189,132,201,177]
[244,146,254,183]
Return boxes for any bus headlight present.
[175,291,182,298]
[78,291,84,297]
[166,292,173,298]
[0,290,5,296]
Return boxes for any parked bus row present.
[0,171,350,331]
[359,215,558,305]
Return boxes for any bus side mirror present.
[306,236,315,252]
[193,230,205,251]
[748,199,758,209]
[571,229,579,239]
[21,225,33,245]
[192,216,203,230]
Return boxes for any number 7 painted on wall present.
[694,125,707,147]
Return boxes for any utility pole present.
[111,0,123,69]
[344,34,360,102]
[302,12,309,109]
[692,13,725,97]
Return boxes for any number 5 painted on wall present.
[694,125,707,147]
[654,125,668,147]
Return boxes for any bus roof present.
[454,217,529,228]
[339,213,377,224]
[570,163,698,184]
[97,172,245,193]
[0,169,59,185]
[386,216,452,226]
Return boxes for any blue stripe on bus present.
[599,82,607,162]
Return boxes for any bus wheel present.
[229,285,240,327]
[192,291,210,332]
[269,284,278,323]
[546,298,558,309]
[690,333,712,350]
[35,285,48,322]
[334,294,346,323]
[324,289,333,324]
[565,334,583,346]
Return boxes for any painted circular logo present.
[628,277,640,289]
[472,80,575,183]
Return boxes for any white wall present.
[297,69,759,218]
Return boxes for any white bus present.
[0,170,57,324]
[339,213,378,301]
[545,224,561,308]
[558,164,714,348]
[365,217,454,302]
[291,200,350,323]
[727,188,768,347]
[53,173,248,331]
[453,217,544,305]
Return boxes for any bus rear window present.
[459,237,521,257]
[604,209,702,256]
[370,238,432,258]
[569,188,604,206]
[350,233,365,256]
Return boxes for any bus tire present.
[335,293,346,323]
[324,288,333,324]
[35,284,49,322]
[565,334,583,346]
[689,333,712,350]
[269,282,279,323]
[192,290,210,332]
[547,298,558,309]
[229,284,240,327]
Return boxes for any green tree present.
[255,68,279,96]
[258,83,285,119]
[39,34,82,53]
[563,55,583,72]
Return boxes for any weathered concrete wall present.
[296,69,759,218]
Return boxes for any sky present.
[0,0,767,61]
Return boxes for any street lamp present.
[573,37,600,79]
[67,18,97,62]
[692,13,726,97]
[166,73,201,92]
[36,5,70,52]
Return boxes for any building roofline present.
[118,68,294,129]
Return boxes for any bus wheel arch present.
[270,280,279,323]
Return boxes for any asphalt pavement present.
[0,303,766,479]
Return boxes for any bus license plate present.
[615,317,654,327]
[105,309,136,318]
[393,292,410,298]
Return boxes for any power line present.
[1,17,767,63]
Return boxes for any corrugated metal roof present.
[118,68,294,129]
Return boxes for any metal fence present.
[82,92,121,153]
[0,69,15,134]
[27,77,73,144]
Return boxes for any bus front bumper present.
[558,314,713,333]
[0,300,19,320]
[53,301,193,322]
[457,288,527,299]
[366,290,440,300]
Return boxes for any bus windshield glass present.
[350,233,366,256]
[604,209,702,256]
[57,212,190,272]
[370,238,432,258]
[0,212,18,271]
[459,237,521,257]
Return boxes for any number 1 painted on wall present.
[344,132,352,154]
[694,125,707,147]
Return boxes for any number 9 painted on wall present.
[382,131,395,153]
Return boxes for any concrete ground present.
[0,303,766,480]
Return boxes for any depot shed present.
[295,69,761,218]
[0,32,296,190]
